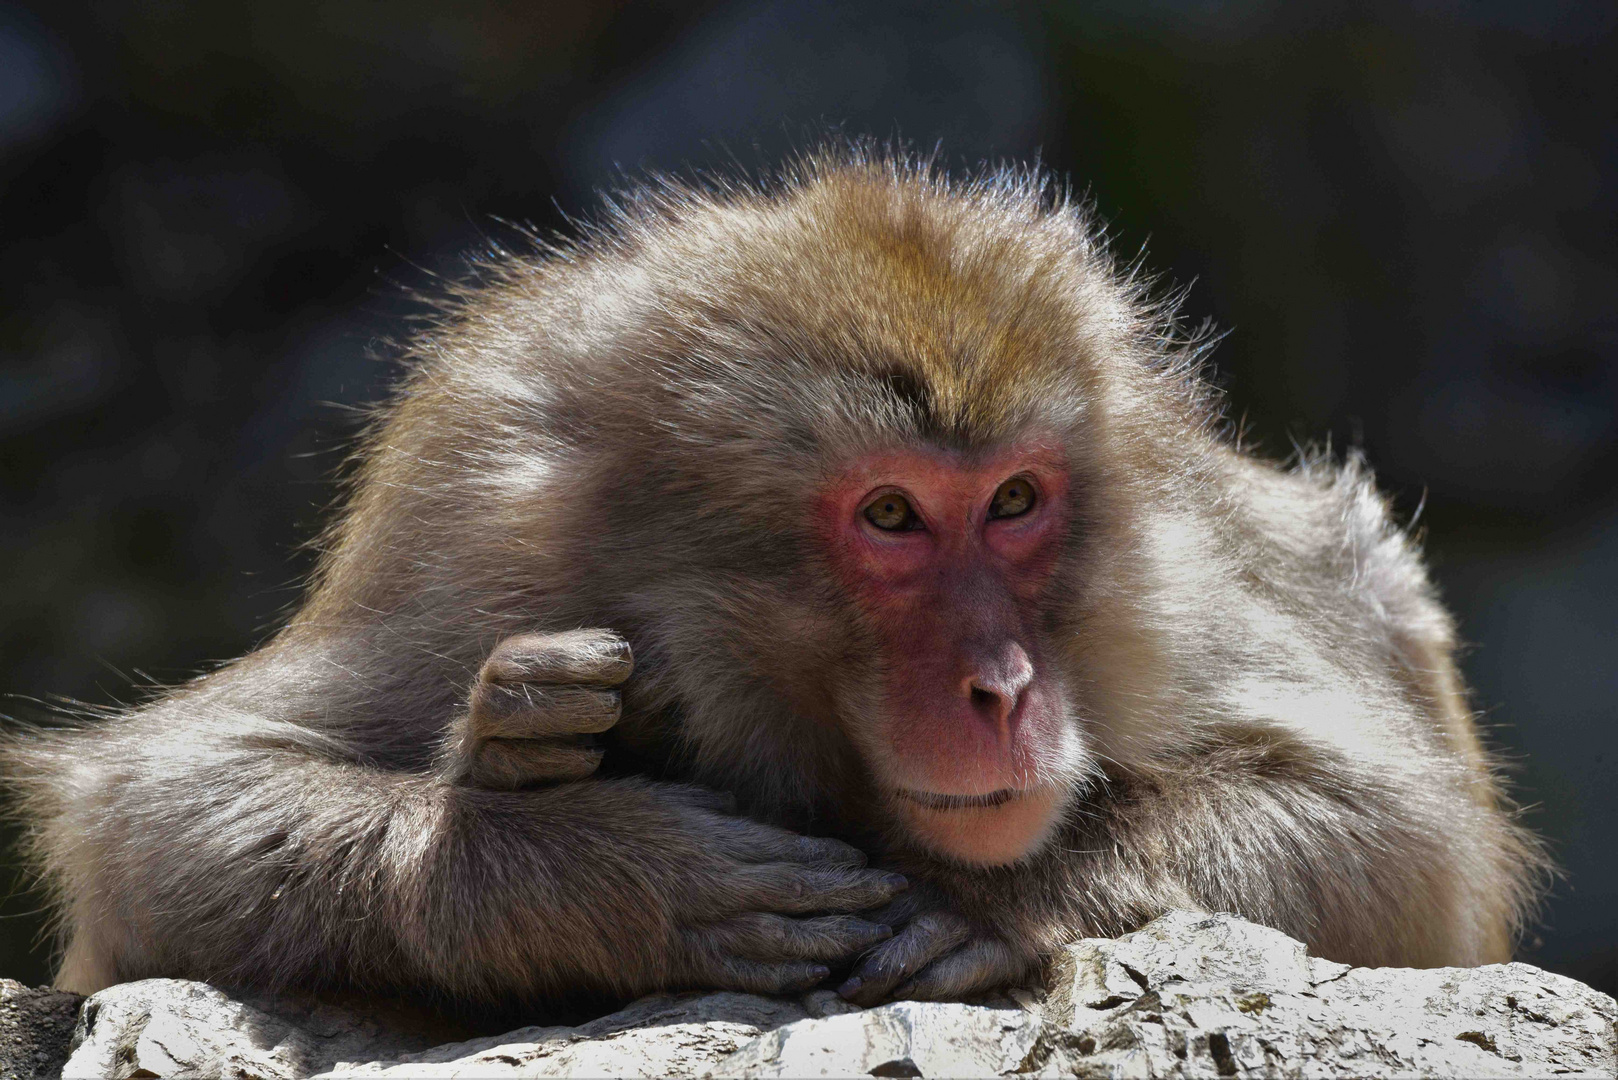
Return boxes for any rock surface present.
[13,911,1612,1078]
[1044,910,1617,1077]
[0,981,81,1080]
[59,980,442,1080]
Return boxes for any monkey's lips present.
[890,782,1066,866]
[896,787,1019,810]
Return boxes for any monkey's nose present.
[962,645,1034,732]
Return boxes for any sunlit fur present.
[4,146,1547,1005]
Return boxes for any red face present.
[817,443,1081,865]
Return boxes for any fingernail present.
[874,924,894,940]
[883,873,909,890]
[810,965,831,981]
[837,977,861,998]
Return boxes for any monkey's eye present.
[863,492,919,531]
[988,476,1037,519]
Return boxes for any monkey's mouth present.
[896,787,1019,810]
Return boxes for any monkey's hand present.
[445,629,631,788]
[835,886,1038,1005]
[652,788,909,996]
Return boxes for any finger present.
[777,834,871,868]
[891,936,1033,1001]
[481,630,633,686]
[471,682,621,735]
[735,865,908,915]
[469,738,603,789]
[708,818,869,868]
[861,890,928,928]
[707,914,893,963]
[695,952,832,995]
[837,911,970,1006]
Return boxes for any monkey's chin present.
[892,784,1066,866]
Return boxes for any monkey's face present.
[817,441,1084,866]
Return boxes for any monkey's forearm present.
[28,718,905,1002]
[45,742,660,998]
[841,748,1500,1004]
[942,747,1519,970]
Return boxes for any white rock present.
[1042,910,1618,1078]
[49,910,1618,1079]
[715,999,1044,1078]
[326,992,806,1079]
[61,979,436,1079]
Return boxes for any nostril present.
[970,685,998,711]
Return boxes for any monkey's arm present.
[17,713,905,1001]
[841,734,1527,1004]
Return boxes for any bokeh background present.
[1,0,1613,993]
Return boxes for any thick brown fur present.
[5,147,1546,1007]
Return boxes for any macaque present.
[7,150,1544,1010]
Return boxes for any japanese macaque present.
[7,150,1544,1010]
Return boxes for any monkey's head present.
[419,156,1204,867]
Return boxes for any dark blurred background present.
[1,0,1613,993]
